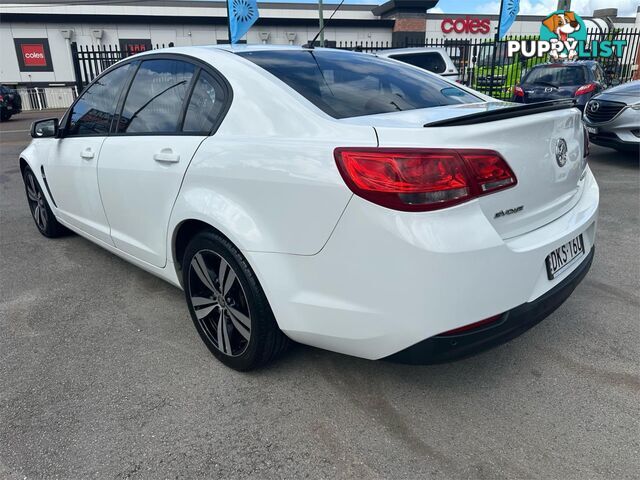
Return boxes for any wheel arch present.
[19,157,29,175]
[171,218,244,287]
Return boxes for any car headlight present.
[630,103,640,110]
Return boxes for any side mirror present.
[30,118,59,139]
[610,78,621,87]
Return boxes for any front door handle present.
[80,148,95,160]
[153,148,180,163]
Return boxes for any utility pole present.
[318,0,324,47]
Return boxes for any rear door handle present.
[153,148,180,163]
[80,148,95,160]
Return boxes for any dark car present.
[513,61,607,110]
[0,85,22,121]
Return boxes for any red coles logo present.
[441,17,492,35]
[21,44,47,66]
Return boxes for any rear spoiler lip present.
[423,99,578,127]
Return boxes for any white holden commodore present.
[21,46,598,370]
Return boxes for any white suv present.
[376,47,460,82]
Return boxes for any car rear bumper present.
[247,167,599,361]
[387,246,594,364]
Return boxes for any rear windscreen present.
[237,50,479,119]
[524,67,587,87]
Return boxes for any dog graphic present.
[542,11,581,60]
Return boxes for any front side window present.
[183,71,227,133]
[237,50,479,119]
[118,59,195,134]
[391,52,447,74]
[67,63,132,136]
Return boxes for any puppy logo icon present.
[540,10,586,60]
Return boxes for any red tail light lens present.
[513,85,524,97]
[575,83,596,96]
[334,148,517,212]
[437,314,503,336]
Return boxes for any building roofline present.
[0,0,379,10]
[425,12,637,22]
[0,12,394,27]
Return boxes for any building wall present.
[426,14,635,41]
[0,20,392,85]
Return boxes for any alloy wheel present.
[25,171,48,232]
[188,250,252,357]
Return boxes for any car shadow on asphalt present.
[589,149,639,169]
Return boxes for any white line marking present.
[0,129,29,133]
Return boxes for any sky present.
[266,0,639,17]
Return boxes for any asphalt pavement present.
[1,110,638,479]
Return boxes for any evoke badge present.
[494,205,524,218]
[555,138,568,167]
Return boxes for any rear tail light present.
[334,148,517,212]
[575,83,596,96]
[513,85,524,97]
[437,314,503,336]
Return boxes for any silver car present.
[583,80,640,152]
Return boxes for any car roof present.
[189,44,337,54]
[531,61,597,68]
[377,47,450,56]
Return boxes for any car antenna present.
[304,0,346,49]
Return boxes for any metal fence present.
[17,86,78,111]
[336,29,640,99]
[71,42,174,89]
[70,29,639,100]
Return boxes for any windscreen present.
[524,66,587,87]
[237,49,480,119]
[478,44,514,67]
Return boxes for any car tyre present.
[0,111,11,122]
[183,230,289,371]
[23,167,68,238]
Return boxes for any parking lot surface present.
[1,110,638,479]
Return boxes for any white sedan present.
[20,46,598,370]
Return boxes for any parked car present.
[513,61,607,110]
[20,46,597,370]
[0,85,22,121]
[583,80,640,153]
[376,47,460,82]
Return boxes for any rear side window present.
[390,52,447,74]
[118,59,195,134]
[67,63,132,136]
[524,66,587,87]
[183,71,227,133]
[238,50,479,119]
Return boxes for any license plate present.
[545,234,585,280]
[586,126,598,134]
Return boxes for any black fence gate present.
[337,29,640,99]
[70,42,174,90]
[71,29,639,100]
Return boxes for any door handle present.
[153,148,180,163]
[80,148,95,160]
